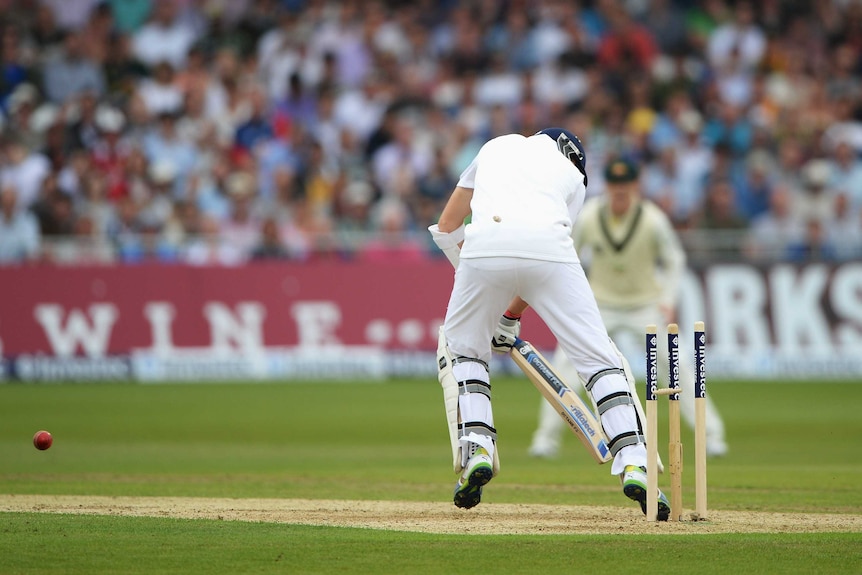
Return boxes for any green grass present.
[1,378,862,573]
[1,513,859,575]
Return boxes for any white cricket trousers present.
[443,257,646,475]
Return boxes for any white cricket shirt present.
[457,134,585,262]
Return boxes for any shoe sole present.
[453,464,493,509]
[623,483,670,521]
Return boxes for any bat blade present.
[510,338,611,464]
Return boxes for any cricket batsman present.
[528,158,728,459]
[429,129,670,519]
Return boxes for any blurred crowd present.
[0,0,861,266]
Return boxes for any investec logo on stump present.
[648,335,658,397]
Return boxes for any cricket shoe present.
[527,442,558,459]
[621,465,670,521]
[707,438,729,458]
[453,447,493,509]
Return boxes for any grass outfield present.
[1,377,861,573]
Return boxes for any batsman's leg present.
[520,262,668,516]
[438,327,498,509]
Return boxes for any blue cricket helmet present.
[535,127,588,186]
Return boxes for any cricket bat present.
[510,338,612,464]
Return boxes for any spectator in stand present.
[794,159,838,226]
[234,86,273,153]
[250,217,289,261]
[360,198,424,263]
[828,140,862,219]
[826,43,861,103]
[103,32,148,100]
[0,25,37,107]
[733,149,775,221]
[643,0,689,54]
[176,86,218,156]
[90,105,132,198]
[141,110,198,197]
[787,219,838,263]
[108,194,144,260]
[743,185,803,262]
[1,0,861,266]
[333,72,392,143]
[28,3,66,54]
[829,193,862,261]
[40,0,104,32]
[4,83,43,150]
[38,188,77,240]
[702,101,755,157]
[821,95,862,155]
[42,31,106,104]
[335,179,375,243]
[108,0,153,34]
[194,149,233,221]
[273,72,317,136]
[473,53,523,109]
[0,133,51,210]
[79,3,115,65]
[671,110,713,227]
[773,138,807,193]
[78,170,116,239]
[371,115,432,199]
[136,60,184,117]
[55,148,91,199]
[68,90,103,150]
[132,0,198,70]
[698,178,747,230]
[0,185,40,264]
[34,105,73,170]
[185,215,244,266]
[301,139,338,217]
[138,159,177,231]
[64,212,114,264]
[597,7,658,83]
[218,171,260,259]
[692,177,748,260]
[706,0,766,72]
[642,145,681,217]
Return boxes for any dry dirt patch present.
[2,494,860,535]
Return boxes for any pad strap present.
[608,430,646,456]
[453,356,489,371]
[596,391,636,415]
[585,367,626,392]
[459,421,497,442]
[458,379,491,398]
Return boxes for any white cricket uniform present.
[443,134,647,475]
[530,195,727,456]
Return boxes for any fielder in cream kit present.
[429,129,670,518]
[528,158,728,459]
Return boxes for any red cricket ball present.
[33,430,53,450]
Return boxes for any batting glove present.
[491,313,521,354]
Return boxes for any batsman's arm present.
[429,186,473,268]
[505,296,529,316]
[437,186,473,234]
